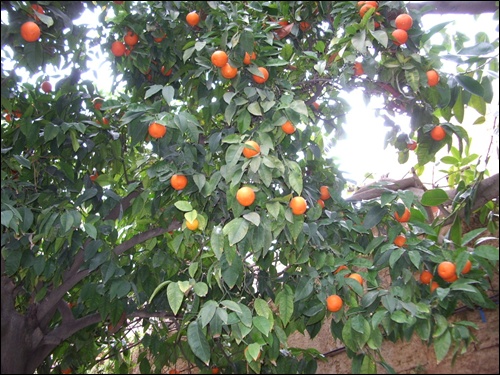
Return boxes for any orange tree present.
[1,1,499,374]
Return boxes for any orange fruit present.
[93,98,104,111]
[430,281,439,293]
[437,261,456,280]
[186,11,200,27]
[41,81,52,93]
[281,120,296,134]
[97,117,109,126]
[395,14,413,30]
[426,69,440,87]
[161,66,173,76]
[461,259,472,274]
[171,174,188,190]
[348,273,363,285]
[20,21,41,42]
[392,29,408,46]
[278,19,289,27]
[334,265,349,274]
[242,140,260,158]
[124,30,139,46]
[393,235,406,247]
[31,4,45,21]
[299,21,311,31]
[290,196,307,215]
[220,63,238,79]
[211,50,228,68]
[236,186,256,207]
[354,62,364,76]
[168,370,180,374]
[211,367,220,375]
[153,32,166,42]
[90,172,99,182]
[243,51,257,65]
[407,140,417,150]
[359,4,375,18]
[312,102,320,110]
[111,41,126,57]
[430,125,446,141]
[364,1,379,7]
[61,369,72,375]
[443,273,458,283]
[186,219,199,231]
[320,186,331,200]
[317,199,325,208]
[394,207,411,223]
[419,270,433,284]
[326,295,343,312]
[148,122,167,139]
[252,67,269,84]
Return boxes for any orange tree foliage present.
[1,1,498,374]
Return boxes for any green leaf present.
[421,189,449,206]
[363,206,388,229]
[175,201,194,212]
[276,285,294,327]
[474,245,499,261]
[210,226,224,259]
[149,280,171,304]
[223,218,249,246]
[454,75,484,97]
[167,282,184,315]
[434,330,452,363]
[253,316,272,336]
[109,280,131,300]
[187,321,211,365]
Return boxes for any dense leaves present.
[1,1,498,374]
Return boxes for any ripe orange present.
[364,1,379,7]
[290,196,307,215]
[220,63,238,79]
[407,140,417,150]
[278,19,289,27]
[426,69,440,87]
[161,66,173,76]
[111,41,126,57]
[354,62,364,76]
[153,32,166,43]
[252,67,269,84]
[211,367,220,375]
[312,102,320,110]
[31,4,45,21]
[461,259,472,274]
[348,273,363,285]
[392,29,408,46]
[93,98,104,111]
[395,14,413,31]
[124,30,139,46]
[430,125,446,141]
[419,270,433,284]
[320,186,331,200]
[168,370,180,374]
[236,186,256,207]
[186,11,200,27]
[41,81,52,93]
[20,21,41,42]
[326,295,343,312]
[437,261,456,280]
[61,369,72,375]
[299,21,311,31]
[242,140,260,158]
[317,199,325,208]
[97,117,109,126]
[281,120,296,134]
[90,172,99,182]
[171,174,188,190]
[186,219,199,231]
[334,265,349,274]
[243,51,257,65]
[393,235,406,247]
[443,273,458,283]
[359,4,375,18]
[430,281,439,293]
[148,122,167,139]
[211,50,228,68]
[394,207,411,222]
